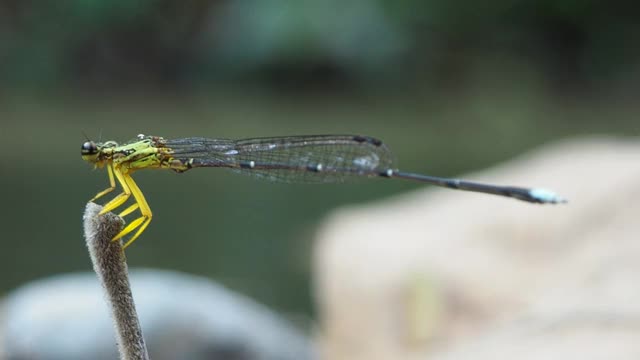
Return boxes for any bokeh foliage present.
[2,0,639,92]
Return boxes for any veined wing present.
[164,135,396,183]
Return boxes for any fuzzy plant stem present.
[83,202,150,360]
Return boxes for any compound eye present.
[81,141,98,155]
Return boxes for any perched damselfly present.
[82,134,566,249]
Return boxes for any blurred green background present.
[0,0,637,317]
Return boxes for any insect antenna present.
[81,130,91,142]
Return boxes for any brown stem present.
[83,202,150,360]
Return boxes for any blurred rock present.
[313,137,640,360]
[1,269,315,360]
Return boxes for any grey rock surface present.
[2,269,315,360]
[314,137,640,360]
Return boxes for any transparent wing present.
[164,135,396,183]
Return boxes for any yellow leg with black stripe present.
[98,164,132,215]
[91,164,117,202]
[93,165,153,249]
[112,171,153,249]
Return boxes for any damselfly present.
[82,134,565,249]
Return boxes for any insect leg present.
[118,203,140,217]
[90,164,117,202]
[112,172,153,249]
[98,166,132,215]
